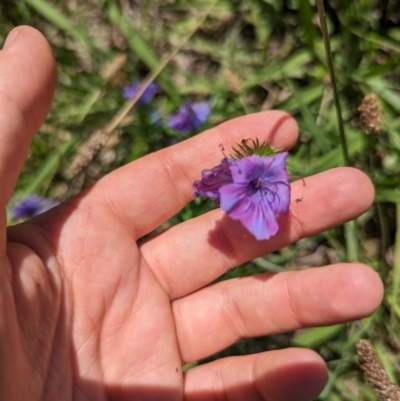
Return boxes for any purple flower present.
[219,153,290,240]
[122,81,160,106]
[167,101,210,134]
[12,195,60,219]
[193,158,234,200]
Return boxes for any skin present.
[0,26,383,401]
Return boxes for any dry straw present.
[356,339,400,401]
[223,68,242,94]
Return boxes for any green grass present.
[2,0,400,399]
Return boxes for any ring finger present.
[173,263,383,363]
[140,167,375,299]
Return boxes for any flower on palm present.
[193,141,290,240]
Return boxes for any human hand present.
[1,26,383,401]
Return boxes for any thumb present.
[0,26,57,208]
[0,26,56,255]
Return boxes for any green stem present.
[345,221,359,262]
[369,136,389,269]
[315,0,349,166]
[316,0,356,263]
[377,200,390,267]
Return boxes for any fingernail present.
[3,29,19,49]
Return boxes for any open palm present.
[1,27,383,401]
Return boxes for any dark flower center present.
[251,177,265,190]
[248,177,266,196]
[248,177,290,204]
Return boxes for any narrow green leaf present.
[288,130,365,177]
[105,3,181,104]
[375,188,400,203]
[351,28,400,53]
[366,77,400,112]
[376,342,398,383]
[291,325,345,348]
[297,0,315,50]
[316,0,349,166]
[25,0,93,49]
[20,138,76,197]
[286,78,331,152]
[345,220,359,262]
[278,84,324,111]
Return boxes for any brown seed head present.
[358,93,382,135]
[66,129,109,178]
[356,339,400,401]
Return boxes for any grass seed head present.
[359,93,382,135]
[356,339,400,401]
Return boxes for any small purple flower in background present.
[193,146,291,241]
[193,158,234,200]
[122,81,160,106]
[167,101,210,134]
[12,195,60,219]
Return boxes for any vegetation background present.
[1,0,400,399]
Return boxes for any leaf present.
[105,3,181,104]
[366,77,400,112]
[25,0,93,49]
[291,325,345,348]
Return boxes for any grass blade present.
[315,0,349,166]
[25,0,93,49]
[105,2,181,104]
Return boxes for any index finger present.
[94,111,298,239]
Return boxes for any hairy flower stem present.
[377,201,390,266]
[373,138,390,270]
[316,0,349,166]
[362,97,388,270]
[316,0,357,262]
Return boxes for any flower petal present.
[122,81,159,105]
[168,101,210,135]
[190,101,210,127]
[193,158,234,200]
[219,184,280,240]
[11,195,59,219]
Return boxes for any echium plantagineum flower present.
[193,140,291,241]
[168,101,210,135]
[193,158,234,200]
[122,81,160,106]
[11,195,60,219]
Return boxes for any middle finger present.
[140,167,374,299]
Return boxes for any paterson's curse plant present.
[193,139,290,241]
